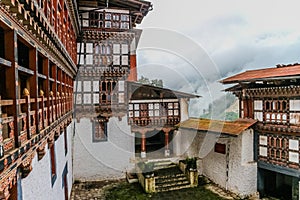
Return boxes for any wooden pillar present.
[165,131,169,156]
[44,58,50,127]
[163,128,171,157]
[141,131,146,158]
[127,55,137,81]
[29,48,38,135]
[40,92,45,130]
[24,90,31,139]
[241,89,253,119]
[0,96,4,158]
[5,30,20,148]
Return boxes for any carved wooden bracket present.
[20,155,34,178]
[37,140,47,161]
[0,168,17,200]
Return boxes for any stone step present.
[153,163,177,170]
[152,160,175,170]
[155,183,191,192]
[156,173,186,179]
[155,176,188,184]
[156,180,190,187]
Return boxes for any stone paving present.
[70,179,244,200]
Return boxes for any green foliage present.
[186,157,197,170]
[224,112,239,121]
[138,76,163,87]
[201,93,238,121]
[137,161,154,175]
[144,162,154,173]
[105,181,227,200]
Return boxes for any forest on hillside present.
[201,93,239,121]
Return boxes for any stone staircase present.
[153,160,191,192]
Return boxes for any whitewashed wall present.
[226,129,257,197]
[21,123,74,200]
[73,116,134,181]
[178,128,257,197]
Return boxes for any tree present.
[138,76,163,87]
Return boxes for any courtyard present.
[70,179,240,200]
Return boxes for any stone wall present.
[21,123,74,200]
[73,116,134,180]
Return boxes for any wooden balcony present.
[0,93,73,159]
[129,117,180,127]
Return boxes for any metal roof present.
[221,64,300,84]
[177,118,257,136]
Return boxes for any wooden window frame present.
[92,118,108,142]
[50,143,57,186]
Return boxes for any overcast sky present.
[135,0,300,116]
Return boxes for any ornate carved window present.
[263,99,288,124]
[258,134,289,165]
[93,118,108,142]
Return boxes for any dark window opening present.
[112,81,116,90]
[0,68,6,97]
[101,81,106,91]
[282,101,287,110]
[38,78,45,94]
[17,40,29,68]
[0,27,5,58]
[38,54,44,74]
[107,82,111,92]
[266,102,270,110]
[19,74,29,98]
[49,63,56,78]
[214,143,226,154]
[50,82,54,92]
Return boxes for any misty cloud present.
[136,0,300,113]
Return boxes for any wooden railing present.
[0,98,15,155]
[129,117,180,127]
[0,92,73,158]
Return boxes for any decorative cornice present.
[242,85,300,98]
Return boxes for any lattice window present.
[263,99,288,124]
[258,134,289,165]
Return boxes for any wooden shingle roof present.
[177,118,257,136]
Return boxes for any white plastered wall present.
[21,123,73,200]
[73,116,134,181]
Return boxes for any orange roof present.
[177,118,257,136]
[221,64,300,84]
